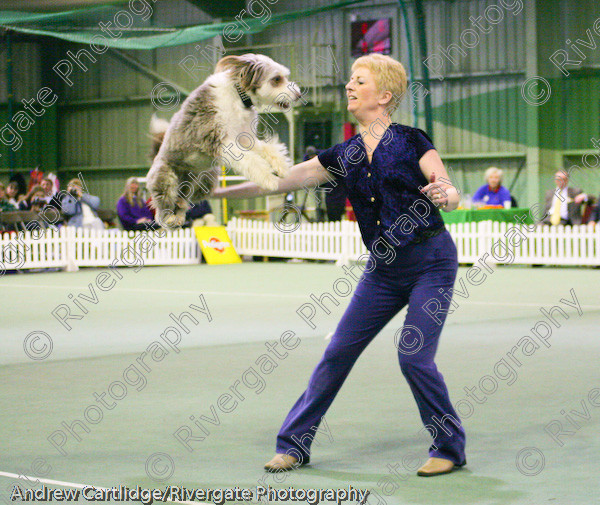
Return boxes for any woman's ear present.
[379,90,393,108]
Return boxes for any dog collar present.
[234,84,253,109]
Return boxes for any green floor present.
[1,262,599,504]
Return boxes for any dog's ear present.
[216,54,267,93]
[215,55,246,75]
[240,59,267,92]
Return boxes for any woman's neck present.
[355,111,392,159]
[356,111,392,138]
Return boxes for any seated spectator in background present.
[542,171,587,226]
[18,185,47,212]
[472,167,512,207]
[9,173,27,200]
[61,178,104,230]
[40,178,56,203]
[0,183,17,211]
[588,193,600,227]
[117,177,157,231]
[5,181,24,207]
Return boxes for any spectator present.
[116,177,157,231]
[9,173,27,200]
[0,183,17,212]
[18,185,47,212]
[61,178,104,230]
[588,193,600,227]
[472,167,512,207]
[40,178,56,203]
[542,171,587,226]
[5,181,23,207]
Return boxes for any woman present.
[61,178,104,230]
[211,54,466,477]
[472,167,511,207]
[116,177,157,231]
[0,183,17,212]
[5,181,23,207]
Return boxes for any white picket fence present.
[225,217,600,267]
[0,226,200,273]
[1,219,598,273]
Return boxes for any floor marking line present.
[0,471,202,505]
[0,284,306,299]
[2,285,600,308]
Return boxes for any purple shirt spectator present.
[117,195,155,230]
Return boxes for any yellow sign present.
[193,226,242,264]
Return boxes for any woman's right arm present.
[61,194,77,216]
[211,156,333,199]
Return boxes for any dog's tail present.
[149,114,170,159]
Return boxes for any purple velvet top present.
[318,123,444,251]
[116,195,154,230]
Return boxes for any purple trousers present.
[276,230,466,465]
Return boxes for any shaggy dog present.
[146,54,302,228]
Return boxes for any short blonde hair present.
[351,54,408,114]
[485,166,503,182]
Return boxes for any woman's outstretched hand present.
[420,173,449,209]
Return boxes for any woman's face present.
[487,173,501,189]
[41,180,53,194]
[6,185,17,197]
[345,67,387,117]
[129,181,139,194]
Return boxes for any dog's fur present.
[146,53,301,228]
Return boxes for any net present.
[0,0,367,50]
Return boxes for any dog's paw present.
[270,161,289,177]
[257,142,291,175]
[156,210,186,229]
[257,174,281,191]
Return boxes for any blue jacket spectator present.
[472,167,512,207]
[61,178,104,230]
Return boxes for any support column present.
[524,0,540,206]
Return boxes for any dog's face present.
[216,54,302,111]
